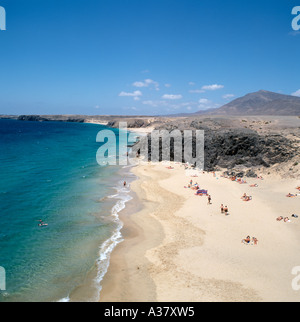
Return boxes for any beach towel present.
[195,189,208,196]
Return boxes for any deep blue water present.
[0,119,132,302]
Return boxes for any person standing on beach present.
[123,181,126,187]
[221,204,224,213]
[224,206,229,216]
[208,195,212,205]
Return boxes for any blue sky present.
[0,0,299,115]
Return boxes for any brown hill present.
[195,90,300,116]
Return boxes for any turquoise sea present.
[0,119,135,302]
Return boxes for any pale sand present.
[84,119,109,126]
[128,127,155,135]
[99,161,300,302]
[84,119,155,135]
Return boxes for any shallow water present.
[0,119,134,302]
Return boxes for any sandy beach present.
[99,161,300,302]
[84,118,155,135]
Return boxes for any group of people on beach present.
[242,236,258,245]
[187,180,199,190]
[286,185,300,198]
[222,172,264,183]
[220,204,229,215]
[276,214,299,222]
[282,187,300,222]
[276,216,292,223]
[185,169,300,247]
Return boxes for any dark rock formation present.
[17,115,85,123]
[203,130,297,170]
[133,128,298,172]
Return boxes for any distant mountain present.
[194,90,300,116]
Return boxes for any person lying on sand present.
[276,216,283,221]
[250,184,258,187]
[252,237,258,245]
[284,217,291,223]
[241,194,252,201]
[292,214,299,218]
[286,193,297,197]
[242,236,251,244]
[191,184,199,190]
[286,192,298,197]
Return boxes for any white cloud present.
[291,89,300,97]
[198,102,220,110]
[142,100,171,107]
[162,94,183,100]
[199,98,209,104]
[144,79,155,85]
[223,94,235,99]
[119,90,142,98]
[142,100,158,107]
[189,84,224,93]
[196,98,221,110]
[142,100,197,111]
[201,84,224,91]
[133,81,146,88]
[133,79,159,90]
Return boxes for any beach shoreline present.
[84,118,155,136]
[98,163,171,301]
[99,161,300,302]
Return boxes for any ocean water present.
[0,119,135,302]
